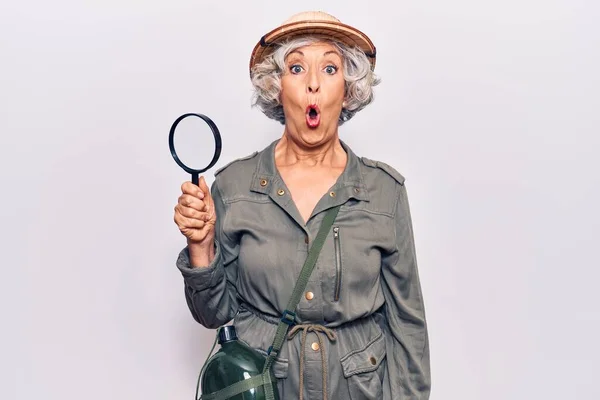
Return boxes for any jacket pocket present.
[272,358,288,399]
[340,331,386,400]
[333,226,342,301]
[271,358,289,379]
[255,349,289,399]
[254,347,289,380]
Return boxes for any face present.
[280,41,345,146]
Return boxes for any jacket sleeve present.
[175,178,239,329]
[381,182,431,399]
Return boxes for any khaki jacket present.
[177,139,431,399]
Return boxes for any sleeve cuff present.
[176,240,224,291]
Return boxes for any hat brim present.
[249,20,376,76]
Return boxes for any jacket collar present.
[249,139,369,223]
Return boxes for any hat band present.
[259,35,376,58]
[259,35,273,47]
[364,50,376,58]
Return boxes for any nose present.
[306,69,320,93]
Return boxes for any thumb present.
[199,176,216,220]
[199,176,214,207]
[198,175,210,194]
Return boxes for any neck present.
[276,131,345,168]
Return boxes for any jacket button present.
[311,342,320,351]
[354,187,360,193]
[305,291,314,300]
[329,191,336,197]
[277,189,285,196]
[304,236,309,244]
[369,356,377,365]
[260,179,268,186]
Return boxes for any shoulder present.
[356,155,408,217]
[214,151,259,177]
[213,151,259,187]
[360,156,406,186]
[211,149,261,199]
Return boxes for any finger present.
[178,194,207,212]
[175,204,210,221]
[174,212,206,229]
[181,181,204,200]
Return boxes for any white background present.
[1,1,599,399]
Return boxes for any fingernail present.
[198,191,204,199]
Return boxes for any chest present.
[229,197,391,309]
[278,167,342,223]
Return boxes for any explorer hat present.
[249,11,376,75]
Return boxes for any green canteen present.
[200,326,279,400]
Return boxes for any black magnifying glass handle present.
[169,113,222,186]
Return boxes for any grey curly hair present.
[250,36,380,125]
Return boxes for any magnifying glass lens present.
[169,113,222,186]
[171,116,217,171]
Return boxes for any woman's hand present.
[174,176,216,246]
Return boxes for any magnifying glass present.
[169,113,222,186]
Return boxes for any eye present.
[324,65,338,75]
[290,64,304,74]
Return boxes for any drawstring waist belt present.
[239,303,337,400]
[287,323,337,400]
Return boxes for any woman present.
[173,11,431,400]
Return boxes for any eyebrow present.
[323,50,341,57]
[287,50,342,58]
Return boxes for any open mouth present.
[305,104,321,128]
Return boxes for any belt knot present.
[287,324,337,400]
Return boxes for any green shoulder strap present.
[197,205,342,400]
